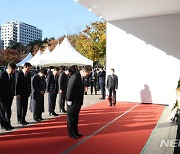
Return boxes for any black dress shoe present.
[52,113,59,116]
[60,110,67,114]
[21,121,29,125]
[17,120,22,124]
[39,117,44,121]
[69,134,78,139]
[5,125,14,130]
[34,118,41,122]
[49,112,59,116]
[75,133,83,137]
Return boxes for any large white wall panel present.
[106,14,180,105]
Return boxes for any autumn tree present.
[0,49,19,66]
[70,21,106,66]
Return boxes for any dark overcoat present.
[30,74,46,114]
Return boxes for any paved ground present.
[0,90,178,154]
[141,106,178,154]
[0,90,102,134]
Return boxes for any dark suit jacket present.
[66,72,84,106]
[106,74,118,90]
[31,74,46,99]
[15,70,31,97]
[47,73,58,94]
[30,74,46,113]
[0,71,15,101]
[89,71,97,83]
[59,72,69,92]
[98,70,106,84]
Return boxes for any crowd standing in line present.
[0,62,119,139]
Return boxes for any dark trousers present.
[67,103,81,135]
[59,90,66,112]
[100,83,106,99]
[48,93,57,114]
[109,89,116,105]
[33,113,42,120]
[16,96,29,122]
[0,98,13,127]
[90,81,97,94]
[31,94,44,120]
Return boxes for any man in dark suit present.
[97,67,106,99]
[30,68,47,122]
[59,67,72,113]
[15,62,32,125]
[107,68,118,107]
[47,67,60,116]
[66,66,91,139]
[0,63,16,130]
[89,68,97,95]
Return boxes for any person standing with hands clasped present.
[66,66,91,139]
[0,63,16,130]
[30,68,47,122]
[15,62,32,125]
[106,68,118,107]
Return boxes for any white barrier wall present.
[106,14,180,105]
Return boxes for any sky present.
[0,0,101,39]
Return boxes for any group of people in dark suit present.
[0,62,118,140]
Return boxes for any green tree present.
[70,21,106,66]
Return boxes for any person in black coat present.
[47,67,60,116]
[58,67,72,113]
[0,63,16,130]
[66,66,91,139]
[106,68,118,106]
[30,68,47,122]
[15,62,32,125]
[97,67,106,99]
[89,68,98,95]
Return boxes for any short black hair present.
[24,62,32,67]
[39,68,47,75]
[54,67,60,71]
[110,68,115,72]
[65,67,73,73]
[7,63,16,70]
[81,66,91,72]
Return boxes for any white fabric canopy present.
[17,52,33,66]
[42,37,93,66]
[28,50,42,66]
[35,47,51,66]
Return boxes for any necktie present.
[81,77,84,83]
[9,75,12,81]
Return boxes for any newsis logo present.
[160,139,180,148]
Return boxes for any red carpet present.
[0,102,164,154]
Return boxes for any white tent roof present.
[17,52,33,66]
[42,37,93,66]
[35,47,51,66]
[28,50,43,66]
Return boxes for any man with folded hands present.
[66,66,91,139]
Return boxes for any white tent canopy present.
[17,52,33,66]
[28,50,42,66]
[42,37,93,66]
[35,47,51,66]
